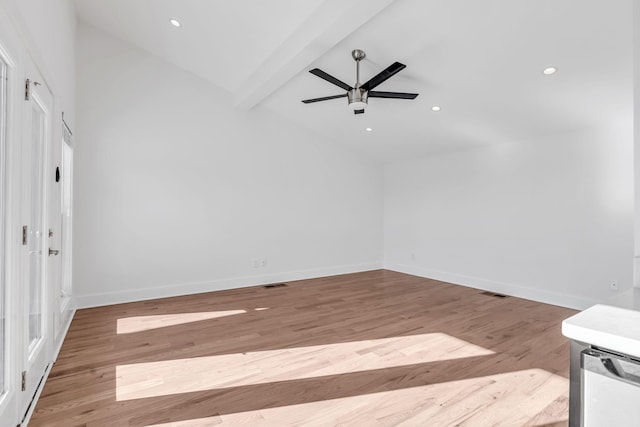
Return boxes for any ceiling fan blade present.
[368,91,419,99]
[301,94,348,104]
[360,62,406,91]
[354,109,365,115]
[309,68,353,91]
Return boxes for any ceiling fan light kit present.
[302,49,419,115]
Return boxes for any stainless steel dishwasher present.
[581,347,640,426]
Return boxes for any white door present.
[20,58,53,415]
[0,40,15,425]
[0,10,23,424]
[58,125,73,314]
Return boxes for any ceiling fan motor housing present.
[347,88,368,109]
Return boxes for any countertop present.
[562,288,640,358]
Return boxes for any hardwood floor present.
[30,270,576,426]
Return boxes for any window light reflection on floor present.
[116,333,494,401]
[116,310,248,334]
[144,369,568,426]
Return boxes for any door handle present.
[48,248,59,256]
[582,348,640,387]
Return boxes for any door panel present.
[61,130,73,300]
[0,40,8,407]
[20,59,53,415]
[57,127,72,320]
[27,102,44,354]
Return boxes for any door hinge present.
[22,226,28,245]
[21,371,26,391]
[25,78,30,101]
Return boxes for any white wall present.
[384,126,634,309]
[74,24,383,307]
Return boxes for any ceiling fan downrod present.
[352,49,366,88]
[349,49,367,110]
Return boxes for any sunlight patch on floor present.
[116,333,493,401]
[117,310,247,334]
[144,369,568,426]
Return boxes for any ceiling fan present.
[302,49,419,114]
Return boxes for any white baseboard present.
[53,307,76,361]
[385,262,598,311]
[75,262,382,309]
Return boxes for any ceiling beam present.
[233,0,397,110]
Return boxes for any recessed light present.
[170,18,181,27]
[431,106,441,112]
[365,127,373,132]
[543,67,557,75]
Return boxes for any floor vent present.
[264,283,287,289]
[480,291,508,299]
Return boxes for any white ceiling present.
[74,0,633,162]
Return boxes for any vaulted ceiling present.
[74,0,633,161]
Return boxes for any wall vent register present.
[263,283,287,289]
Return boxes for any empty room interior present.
[1,0,640,426]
